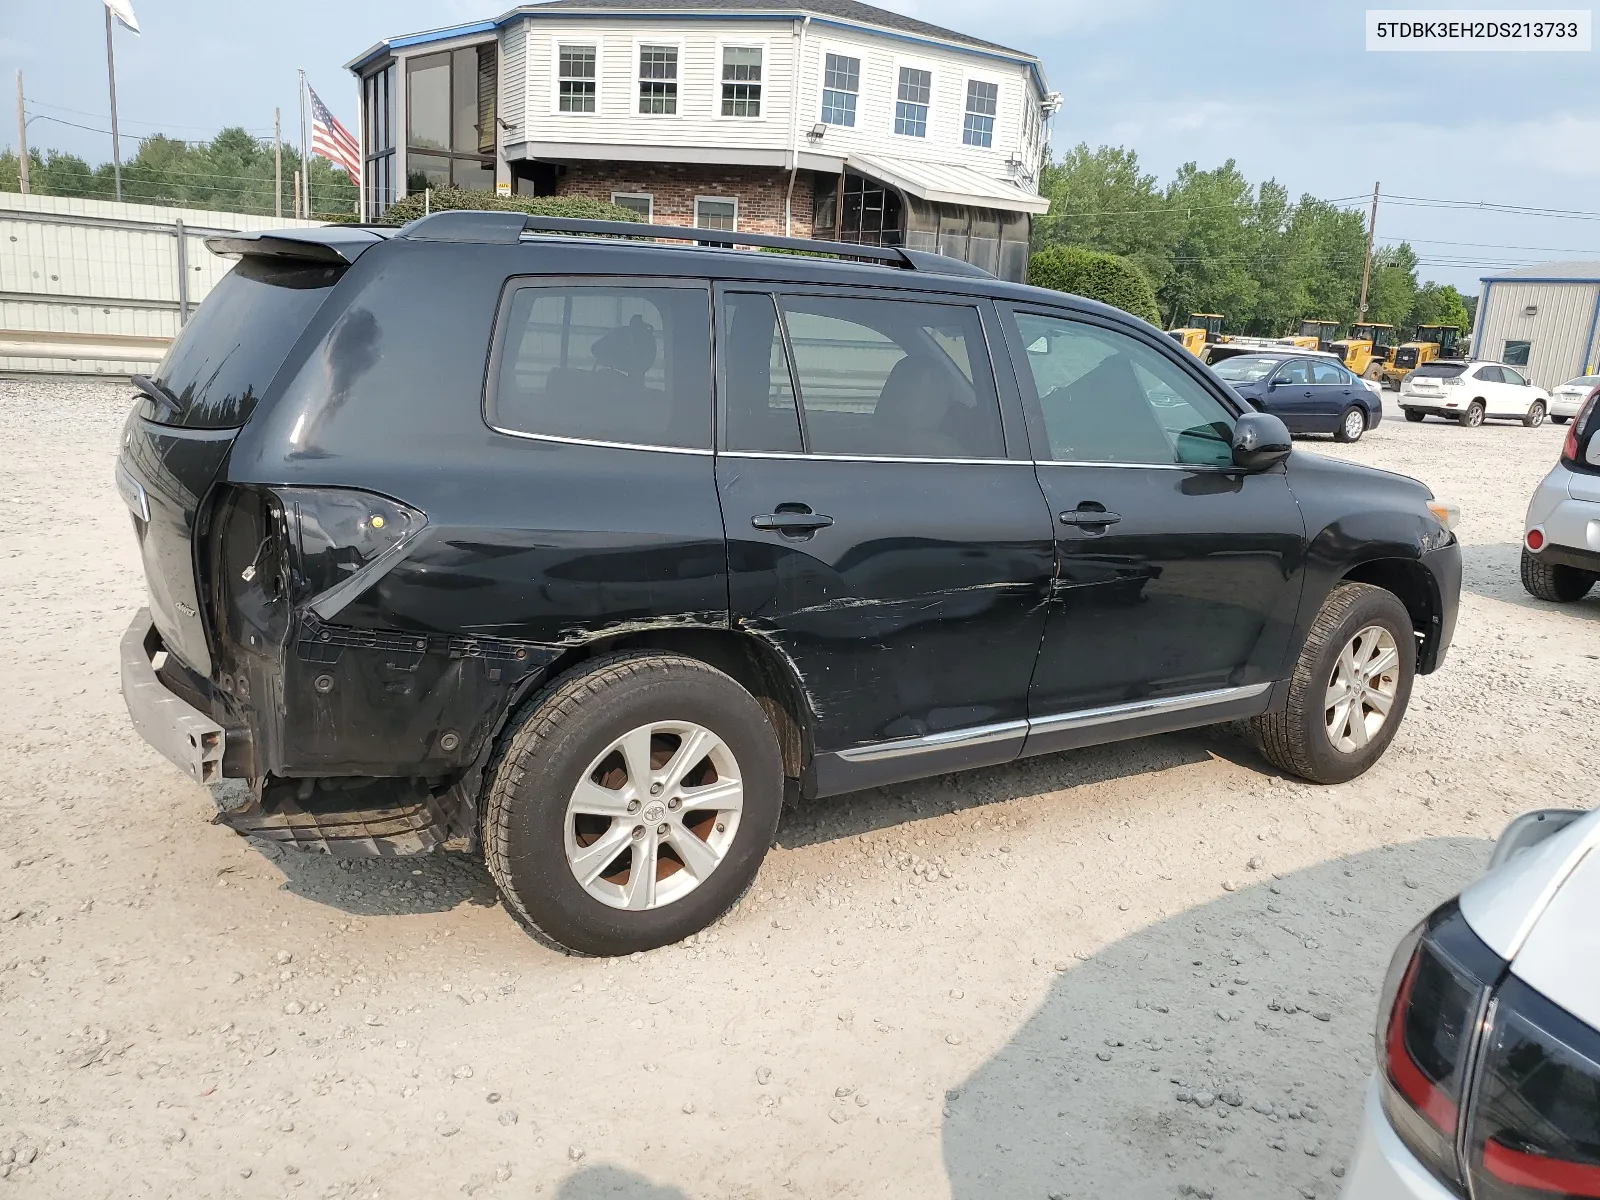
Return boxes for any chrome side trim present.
[485,425,715,456]
[836,719,1027,762]
[1026,682,1272,736]
[1033,458,1235,473]
[833,683,1272,764]
[718,450,1025,466]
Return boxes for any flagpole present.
[274,108,282,218]
[105,6,123,201]
[298,70,311,219]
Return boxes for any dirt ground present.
[2,378,1597,1200]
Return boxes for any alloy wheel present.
[1324,625,1400,754]
[1343,408,1365,440]
[563,721,743,911]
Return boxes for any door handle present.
[752,508,834,533]
[1059,507,1121,528]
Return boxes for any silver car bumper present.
[120,608,225,785]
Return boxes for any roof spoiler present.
[396,210,993,278]
[203,226,390,265]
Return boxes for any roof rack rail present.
[396,210,993,278]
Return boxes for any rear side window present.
[1413,363,1466,379]
[489,283,713,450]
[1311,361,1348,384]
[149,257,342,428]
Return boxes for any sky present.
[4,0,1598,294]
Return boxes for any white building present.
[347,0,1056,279]
[1474,262,1600,388]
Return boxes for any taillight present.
[1377,901,1505,1190]
[1563,389,1598,467]
[1528,529,1546,551]
[1468,975,1600,1200]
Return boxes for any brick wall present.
[557,162,815,236]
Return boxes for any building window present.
[821,52,859,127]
[963,79,997,147]
[1504,339,1532,367]
[721,47,762,117]
[558,45,597,113]
[362,63,396,216]
[611,192,653,222]
[638,45,678,115]
[695,197,737,231]
[895,67,931,138]
[406,46,496,195]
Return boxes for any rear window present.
[1412,363,1466,379]
[146,257,342,429]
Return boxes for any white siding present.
[499,21,528,137]
[1476,279,1600,389]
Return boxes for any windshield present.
[1412,363,1466,379]
[1211,356,1280,383]
[149,256,343,429]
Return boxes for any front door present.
[1263,357,1317,432]
[714,287,1056,790]
[996,306,1307,752]
[1310,359,1359,432]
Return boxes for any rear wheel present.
[1521,549,1597,603]
[1523,401,1547,428]
[1459,399,1486,428]
[483,652,784,956]
[1335,406,1366,443]
[1404,408,1426,423]
[1253,582,1415,784]
[1553,415,1571,425]
[1363,364,1382,381]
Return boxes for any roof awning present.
[847,153,1051,215]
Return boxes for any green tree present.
[1034,143,1176,291]
[1028,245,1161,324]
[377,186,643,225]
[1288,197,1368,330]
[1407,283,1472,335]
[1159,160,1260,330]
[1364,243,1419,328]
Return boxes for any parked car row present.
[1400,361,1552,427]
[1210,350,1384,441]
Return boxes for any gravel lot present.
[2,379,1597,1200]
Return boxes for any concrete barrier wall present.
[0,192,322,376]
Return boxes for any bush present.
[1028,246,1162,325]
[376,187,644,227]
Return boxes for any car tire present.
[1460,400,1486,428]
[482,652,784,956]
[1252,582,1416,785]
[1523,401,1547,428]
[1404,408,1426,423]
[1335,406,1366,443]
[1520,548,1597,603]
[1553,415,1571,425]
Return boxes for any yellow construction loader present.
[1332,323,1397,379]
[1381,325,1464,390]
[1290,319,1341,352]
[1168,313,1225,357]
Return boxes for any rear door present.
[996,304,1306,746]
[118,255,346,674]
[714,285,1055,784]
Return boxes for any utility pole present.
[274,107,282,218]
[15,71,28,195]
[105,7,123,200]
[1358,181,1380,322]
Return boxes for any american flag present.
[308,85,361,181]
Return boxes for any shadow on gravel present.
[941,836,1491,1200]
[779,721,1276,850]
[249,836,501,917]
[1461,541,1600,622]
[553,1166,691,1199]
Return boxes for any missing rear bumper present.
[121,609,225,785]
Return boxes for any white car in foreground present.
[1341,806,1600,1200]
[1522,389,1600,602]
[1548,375,1600,424]
[1400,361,1552,428]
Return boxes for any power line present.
[24,97,274,135]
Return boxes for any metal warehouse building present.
[1474,261,1600,389]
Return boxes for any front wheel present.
[482,652,784,956]
[1459,400,1486,428]
[1521,548,1597,603]
[1253,582,1416,784]
[1523,401,1547,428]
[1335,406,1366,443]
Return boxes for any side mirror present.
[1268,377,1288,387]
[1231,412,1291,471]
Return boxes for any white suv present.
[1523,389,1600,602]
[1401,360,1551,428]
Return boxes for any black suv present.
[118,212,1461,955]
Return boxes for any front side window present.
[695,197,737,231]
[1275,359,1313,385]
[963,79,997,147]
[558,45,597,113]
[721,47,763,117]
[720,293,803,453]
[1010,312,1235,467]
[638,45,678,114]
[1503,365,1528,385]
[777,295,1004,459]
[1503,339,1532,367]
[895,67,931,137]
[489,285,713,450]
[821,52,860,127]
